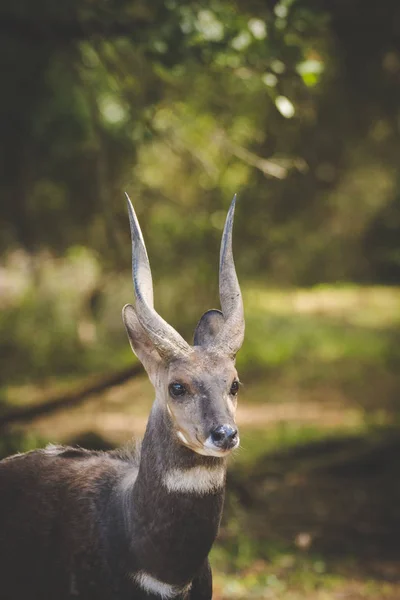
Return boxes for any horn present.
[125,193,192,360]
[213,195,245,356]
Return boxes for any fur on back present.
[0,443,143,600]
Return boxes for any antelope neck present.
[125,402,227,587]
[142,401,227,471]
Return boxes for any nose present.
[210,425,238,450]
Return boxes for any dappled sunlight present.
[5,374,153,446]
[237,401,363,430]
[213,573,400,600]
[245,286,400,328]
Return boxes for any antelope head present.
[122,195,245,457]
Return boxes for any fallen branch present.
[0,364,143,429]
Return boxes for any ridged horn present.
[125,193,192,360]
[213,195,245,356]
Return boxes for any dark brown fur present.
[0,404,224,599]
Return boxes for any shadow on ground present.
[226,427,400,581]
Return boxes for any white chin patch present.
[176,430,239,457]
[200,435,240,457]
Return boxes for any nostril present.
[229,428,238,441]
[210,425,238,447]
[211,426,226,443]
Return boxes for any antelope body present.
[0,196,245,600]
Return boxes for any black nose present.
[210,425,238,450]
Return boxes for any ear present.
[193,309,225,347]
[122,304,163,383]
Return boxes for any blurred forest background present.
[1,0,400,597]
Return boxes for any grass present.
[239,285,400,384]
[212,557,400,599]
[244,285,400,328]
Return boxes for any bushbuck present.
[0,194,245,600]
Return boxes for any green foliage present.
[3,0,400,284]
[0,249,132,383]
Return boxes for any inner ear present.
[193,309,225,347]
[122,304,163,380]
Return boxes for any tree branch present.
[0,364,143,429]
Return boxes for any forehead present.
[168,348,236,381]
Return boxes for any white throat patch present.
[163,465,225,495]
[132,571,190,599]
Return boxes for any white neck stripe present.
[163,465,225,495]
[132,571,190,599]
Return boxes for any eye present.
[230,380,239,396]
[169,382,186,397]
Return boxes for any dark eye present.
[169,382,186,397]
[230,380,239,396]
